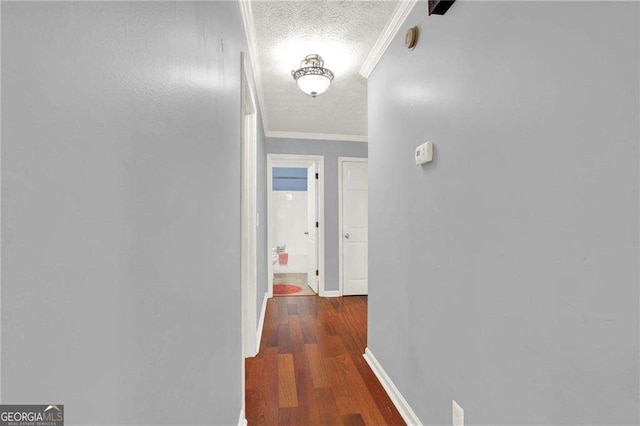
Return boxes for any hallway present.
[245,296,405,425]
[2,1,638,424]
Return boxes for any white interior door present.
[341,160,368,296]
[306,163,318,293]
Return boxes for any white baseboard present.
[320,290,341,297]
[238,409,247,426]
[256,292,270,351]
[363,347,423,425]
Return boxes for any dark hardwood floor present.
[245,295,405,425]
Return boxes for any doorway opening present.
[267,154,325,297]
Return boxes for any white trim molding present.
[320,290,341,298]
[238,409,247,426]
[240,54,258,360]
[239,0,269,136]
[363,348,423,426]
[359,0,419,78]
[266,130,367,143]
[256,292,270,351]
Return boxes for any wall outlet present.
[452,400,464,426]
[415,141,433,165]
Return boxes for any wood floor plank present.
[260,347,279,425]
[342,413,366,426]
[245,388,267,426]
[305,343,330,389]
[246,357,263,390]
[325,356,360,416]
[278,353,298,408]
[315,387,343,426]
[278,298,289,324]
[277,322,293,354]
[289,317,307,372]
[300,317,317,344]
[278,407,303,425]
[321,334,347,359]
[296,367,323,425]
[264,299,279,349]
[287,303,298,315]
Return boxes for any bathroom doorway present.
[267,154,325,297]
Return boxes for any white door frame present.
[240,53,258,361]
[338,157,368,296]
[267,154,326,296]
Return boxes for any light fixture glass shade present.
[291,54,334,98]
[296,74,331,97]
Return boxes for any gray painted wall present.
[368,1,639,425]
[266,138,368,292]
[2,2,254,424]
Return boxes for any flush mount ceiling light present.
[291,54,334,98]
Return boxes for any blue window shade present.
[273,167,307,191]
[273,167,307,179]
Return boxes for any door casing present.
[240,53,258,359]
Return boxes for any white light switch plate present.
[453,400,464,426]
[415,141,433,165]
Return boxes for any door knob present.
[344,233,350,239]
[304,232,309,235]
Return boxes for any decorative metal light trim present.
[291,65,334,81]
[291,54,334,98]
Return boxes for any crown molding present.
[266,130,368,143]
[359,0,419,79]
[239,0,269,135]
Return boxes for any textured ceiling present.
[251,1,399,138]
